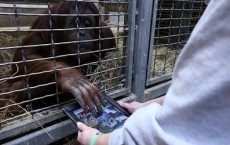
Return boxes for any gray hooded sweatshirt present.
[109,0,230,144]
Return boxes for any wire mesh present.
[0,0,130,124]
[150,0,206,80]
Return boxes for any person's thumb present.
[119,102,131,109]
[77,122,89,131]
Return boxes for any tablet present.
[63,92,131,133]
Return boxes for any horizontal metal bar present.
[155,34,191,39]
[108,88,130,99]
[156,17,200,21]
[158,0,204,3]
[157,8,205,11]
[155,25,196,30]
[0,1,129,9]
[100,75,125,84]
[103,85,125,93]
[0,35,128,50]
[0,25,128,32]
[144,80,171,101]
[0,12,128,17]
[146,73,172,86]
[0,3,48,9]
[3,119,76,145]
[86,65,125,77]
[155,42,186,47]
[118,93,136,102]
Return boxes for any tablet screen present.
[72,101,128,133]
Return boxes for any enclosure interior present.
[0,0,130,125]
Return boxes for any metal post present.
[132,0,154,102]
[124,0,137,91]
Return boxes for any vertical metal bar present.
[146,0,158,86]
[13,2,33,110]
[132,0,154,102]
[98,1,103,90]
[151,1,161,79]
[48,2,59,104]
[75,0,81,69]
[124,0,137,91]
[162,1,174,73]
[185,1,194,41]
[116,1,121,57]
[172,1,186,66]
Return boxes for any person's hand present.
[77,122,101,145]
[119,97,164,113]
[119,101,145,113]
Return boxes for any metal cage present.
[0,0,136,144]
[146,0,206,86]
[0,0,207,144]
